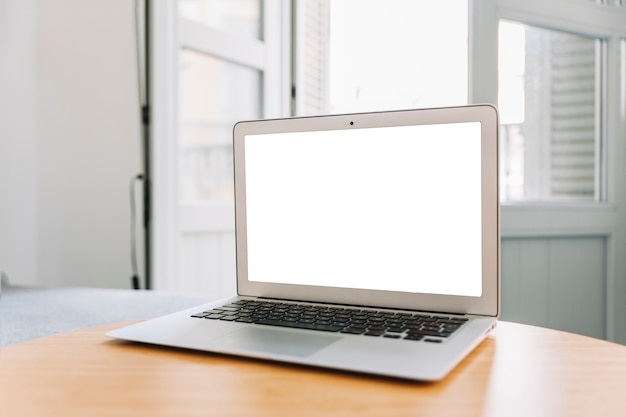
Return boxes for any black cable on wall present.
[131,0,151,290]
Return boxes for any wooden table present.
[1,321,625,417]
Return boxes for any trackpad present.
[218,327,340,358]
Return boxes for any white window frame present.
[487,1,622,235]
[150,0,290,292]
[473,0,626,342]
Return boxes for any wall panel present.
[501,237,606,339]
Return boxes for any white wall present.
[0,0,39,286]
[0,0,144,289]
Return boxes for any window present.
[150,1,285,295]
[294,0,469,116]
[178,1,263,202]
[179,0,261,40]
[498,20,604,202]
[179,49,261,201]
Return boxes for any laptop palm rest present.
[219,327,341,358]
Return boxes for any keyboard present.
[191,299,468,342]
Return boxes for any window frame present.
[150,0,289,292]
[483,0,626,342]
[489,0,623,218]
[497,19,607,203]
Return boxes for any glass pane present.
[328,0,468,113]
[498,20,602,202]
[179,49,261,201]
[179,0,262,40]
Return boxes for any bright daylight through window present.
[326,0,468,114]
[498,20,603,202]
[178,1,262,201]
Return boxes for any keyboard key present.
[341,327,366,335]
[386,327,407,333]
[256,319,343,333]
[408,330,452,338]
[235,317,257,323]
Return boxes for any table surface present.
[1,320,625,417]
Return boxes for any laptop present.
[108,104,500,381]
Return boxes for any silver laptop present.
[108,104,500,381]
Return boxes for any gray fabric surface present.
[0,284,210,348]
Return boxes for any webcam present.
[350,121,354,126]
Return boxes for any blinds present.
[522,25,600,201]
[293,0,329,116]
[549,33,598,199]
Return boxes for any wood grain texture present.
[1,321,625,417]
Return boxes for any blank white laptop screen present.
[243,121,482,297]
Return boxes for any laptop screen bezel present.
[233,105,499,317]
